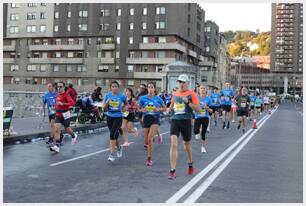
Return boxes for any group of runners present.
[42,74,278,180]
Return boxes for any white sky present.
[200,3,271,32]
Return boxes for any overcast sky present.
[200,3,271,32]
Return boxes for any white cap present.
[177,74,189,82]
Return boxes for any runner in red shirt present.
[50,82,78,153]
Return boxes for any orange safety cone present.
[252,119,257,129]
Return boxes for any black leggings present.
[107,116,123,140]
[194,117,209,141]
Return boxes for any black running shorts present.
[222,105,231,112]
[143,115,160,128]
[237,109,248,117]
[170,119,192,142]
[55,116,70,128]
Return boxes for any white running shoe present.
[117,146,123,158]
[201,146,207,153]
[50,144,60,153]
[71,133,78,145]
[195,134,201,140]
[232,119,235,123]
[108,154,115,162]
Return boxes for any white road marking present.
[166,114,270,203]
[184,108,276,203]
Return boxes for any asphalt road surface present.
[3,102,303,203]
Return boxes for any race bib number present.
[199,108,206,115]
[146,105,155,113]
[213,98,217,104]
[123,111,129,117]
[109,99,120,110]
[224,97,230,101]
[62,111,71,120]
[241,102,247,108]
[50,106,56,115]
[174,103,186,115]
[250,102,254,106]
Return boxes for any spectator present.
[92,86,103,102]
[66,83,78,103]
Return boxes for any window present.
[196,34,200,43]
[55,39,61,45]
[143,37,148,43]
[197,22,201,31]
[78,38,83,45]
[66,65,72,72]
[40,25,46,33]
[79,10,88,17]
[27,12,36,20]
[156,7,166,15]
[116,23,121,30]
[128,65,134,72]
[10,65,19,71]
[142,51,148,58]
[158,37,166,43]
[68,52,74,58]
[67,24,71,31]
[129,51,135,58]
[143,8,147,15]
[117,9,121,16]
[188,14,190,23]
[55,3,60,5]
[142,22,147,30]
[28,3,37,7]
[40,65,46,72]
[54,25,59,32]
[11,3,20,8]
[9,26,19,34]
[116,51,120,58]
[78,24,87,31]
[156,51,165,58]
[98,65,109,72]
[10,14,19,21]
[206,47,210,52]
[53,65,59,72]
[87,38,91,45]
[206,27,211,32]
[54,12,59,19]
[101,9,110,16]
[130,8,134,15]
[55,52,61,58]
[129,37,133,44]
[41,3,46,6]
[100,23,109,31]
[128,80,134,86]
[68,38,74,45]
[129,23,134,30]
[27,25,36,33]
[115,65,119,72]
[25,78,32,84]
[27,64,37,72]
[141,65,148,72]
[68,11,71,18]
[40,12,46,19]
[116,37,120,44]
[155,22,165,29]
[77,65,87,72]
[156,65,163,72]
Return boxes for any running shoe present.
[46,138,53,147]
[168,171,176,180]
[201,146,207,153]
[134,127,139,138]
[222,122,226,129]
[242,129,246,134]
[195,134,201,140]
[237,123,241,130]
[108,154,115,162]
[117,145,123,158]
[50,144,60,153]
[214,120,217,127]
[122,142,129,147]
[144,145,148,150]
[157,134,163,144]
[187,166,195,175]
[71,133,78,145]
[232,119,235,123]
[227,122,230,129]
[146,159,153,166]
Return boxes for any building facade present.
[3,3,209,91]
[271,3,303,94]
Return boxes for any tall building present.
[216,33,229,89]
[3,3,207,91]
[271,3,303,94]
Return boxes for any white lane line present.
[184,107,277,203]
[50,131,171,167]
[50,142,133,167]
[166,114,270,203]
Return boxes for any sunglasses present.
[177,80,186,84]
[57,85,63,88]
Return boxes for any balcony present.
[97,44,115,50]
[29,44,84,51]
[28,58,83,64]
[188,50,197,58]
[3,58,15,64]
[100,58,115,64]
[139,43,186,53]
[126,58,176,65]
[134,72,162,79]
[3,44,16,51]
